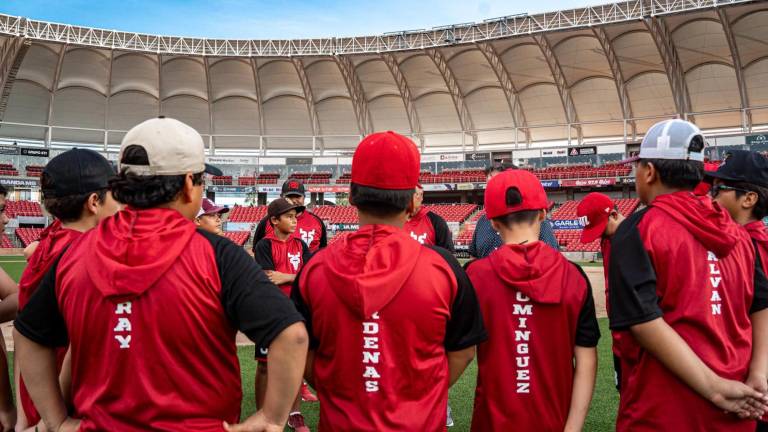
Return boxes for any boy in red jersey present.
[404,184,454,252]
[15,149,120,431]
[609,120,768,431]
[13,117,308,432]
[576,192,625,390]
[253,180,327,253]
[253,198,312,432]
[707,150,768,432]
[466,169,600,431]
[292,131,487,431]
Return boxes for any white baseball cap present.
[624,119,706,163]
[119,117,222,176]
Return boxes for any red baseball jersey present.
[254,210,326,252]
[15,208,302,431]
[17,220,82,425]
[292,224,486,432]
[253,233,310,295]
[608,192,767,431]
[466,242,599,432]
[403,207,454,252]
[744,220,768,425]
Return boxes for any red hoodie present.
[294,224,486,432]
[609,192,757,431]
[258,210,326,252]
[17,220,83,424]
[466,242,599,432]
[50,208,244,431]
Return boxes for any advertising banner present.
[0,178,38,187]
[552,219,584,230]
[20,148,50,157]
[306,185,349,193]
[540,180,560,189]
[560,178,616,187]
[568,146,597,156]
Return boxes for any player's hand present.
[223,411,284,432]
[54,417,80,432]
[709,377,768,419]
[746,372,768,395]
[0,406,15,432]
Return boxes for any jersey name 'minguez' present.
[114,301,132,349]
[708,251,723,316]
[513,292,533,394]
[362,311,381,393]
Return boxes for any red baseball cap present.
[484,170,548,219]
[351,131,420,190]
[576,193,614,243]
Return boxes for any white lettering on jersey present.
[113,301,132,349]
[288,252,301,271]
[513,293,533,393]
[410,231,427,244]
[300,228,316,246]
[708,251,723,316]
[362,311,381,393]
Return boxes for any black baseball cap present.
[282,180,305,197]
[42,149,115,198]
[706,150,768,188]
[268,197,305,219]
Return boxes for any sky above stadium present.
[2,0,596,39]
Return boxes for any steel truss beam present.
[644,17,692,119]
[426,49,475,142]
[0,1,752,57]
[592,27,635,139]
[477,42,530,144]
[292,58,323,153]
[335,56,372,136]
[717,8,750,130]
[533,34,581,143]
[381,53,421,139]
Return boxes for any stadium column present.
[717,8,751,132]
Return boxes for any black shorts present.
[613,354,622,392]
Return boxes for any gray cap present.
[626,119,705,163]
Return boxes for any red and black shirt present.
[253,234,311,296]
[608,193,768,431]
[15,208,302,431]
[403,207,454,252]
[253,210,327,253]
[291,224,486,431]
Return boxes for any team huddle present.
[0,116,764,431]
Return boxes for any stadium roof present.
[0,0,766,155]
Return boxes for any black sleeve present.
[314,213,328,249]
[427,246,488,351]
[251,216,268,254]
[751,241,768,314]
[200,230,303,351]
[608,209,663,330]
[291,272,319,350]
[14,254,69,348]
[253,239,275,271]
[428,212,455,253]
[571,263,601,347]
[301,241,312,264]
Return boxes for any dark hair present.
[491,187,541,227]
[109,145,204,208]
[349,183,414,218]
[485,161,518,176]
[725,180,768,220]
[639,158,704,190]
[41,171,106,222]
[0,184,7,197]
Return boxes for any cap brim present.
[703,170,738,182]
[580,219,607,244]
[270,204,306,219]
[205,163,223,176]
[284,192,305,198]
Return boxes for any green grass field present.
[0,257,618,431]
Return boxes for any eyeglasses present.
[710,184,752,197]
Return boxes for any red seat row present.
[551,198,639,220]
[223,231,251,246]
[6,201,43,218]
[16,227,43,246]
[228,205,268,223]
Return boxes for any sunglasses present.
[710,184,752,197]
